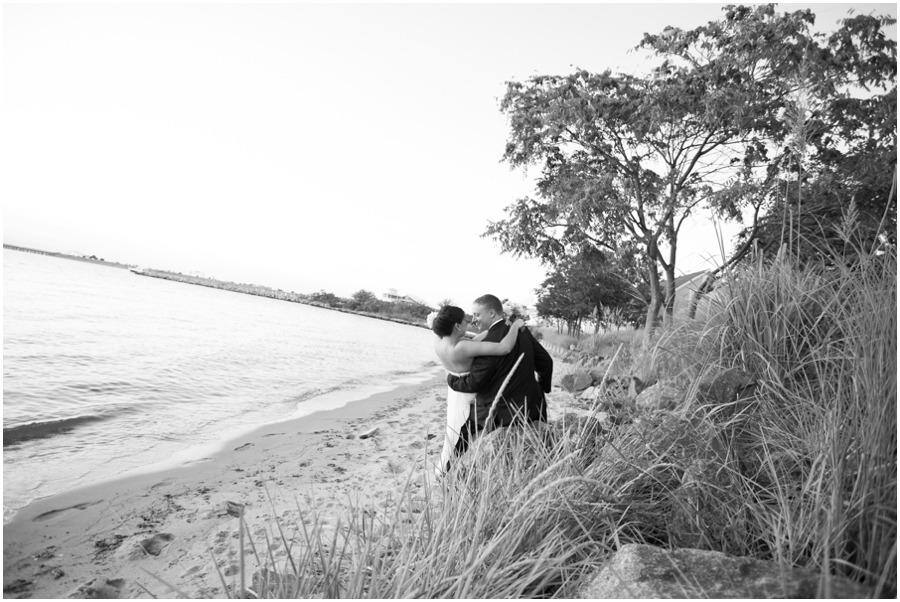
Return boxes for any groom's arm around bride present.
[448,295,553,432]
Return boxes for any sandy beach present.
[3,364,577,599]
[3,371,459,598]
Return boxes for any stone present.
[576,544,871,599]
[697,368,757,414]
[635,380,683,411]
[579,386,596,399]
[561,373,593,393]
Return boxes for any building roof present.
[673,270,711,291]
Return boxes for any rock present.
[697,368,757,413]
[576,544,872,599]
[635,379,683,411]
[573,373,593,392]
[579,386,596,399]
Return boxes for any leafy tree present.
[487,4,896,333]
[726,12,897,265]
[349,289,380,312]
[534,248,640,335]
[309,290,343,308]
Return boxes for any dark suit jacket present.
[447,321,553,429]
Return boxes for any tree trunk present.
[663,263,676,323]
[644,243,663,336]
[664,211,678,322]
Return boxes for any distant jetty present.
[3,244,132,269]
[130,268,431,331]
[5,243,430,331]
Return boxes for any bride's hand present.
[511,318,526,331]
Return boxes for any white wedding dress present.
[440,371,476,472]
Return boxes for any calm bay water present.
[3,250,437,521]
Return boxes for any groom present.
[447,294,553,454]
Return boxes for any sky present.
[3,2,896,308]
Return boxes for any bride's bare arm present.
[454,319,525,359]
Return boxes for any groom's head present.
[472,294,503,331]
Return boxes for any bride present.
[430,305,524,472]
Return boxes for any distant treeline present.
[131,269,432,329]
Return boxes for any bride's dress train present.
[440,371,475,472]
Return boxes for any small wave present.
[67,380,135,394]
[3,415,107,447]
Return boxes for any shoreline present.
[3,370,453,598]
[2,365,442,525]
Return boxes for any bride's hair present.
[432,305,465,338]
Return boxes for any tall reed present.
[646,242,897,595]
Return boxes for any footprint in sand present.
[70,578,127,598]
[137,533,175,556]
[234,443,254,451]
[385,460,407,474]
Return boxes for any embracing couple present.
[431,294,553,472]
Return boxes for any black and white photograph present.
[3,2,896,598]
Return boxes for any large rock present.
[697,368,757,413]
[560,373,593,393]
[634,379,683,411]
[576,544,871,598]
